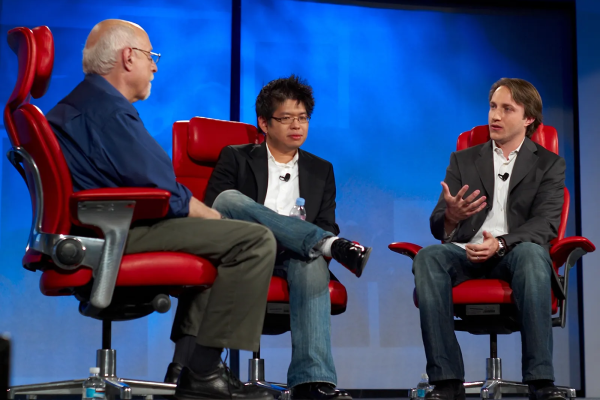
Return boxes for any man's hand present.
[442,182,487,235]
[466,231,499,263]
[188,196,222,219]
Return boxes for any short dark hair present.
[255,75,315,134]
[489,78,543,138]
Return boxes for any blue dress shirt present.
[46,74,192,218]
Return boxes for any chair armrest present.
[549,236,595,328]
[550,236,596,269]
[69,188,171,310]
[388,242,423,259]
[70,188,171,224]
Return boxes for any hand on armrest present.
[188,196,222,219]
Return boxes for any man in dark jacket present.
[170,76,369,400]
[413,78,566,400]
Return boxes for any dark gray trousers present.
[125,217,276,352]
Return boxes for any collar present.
[266,142,299,166]
[84,74,137,112]
[492,138,525,158]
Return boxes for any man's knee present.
[213,189,247,213]
[414,244,450,276]
[509,242,552,280]
[251,224,277,255]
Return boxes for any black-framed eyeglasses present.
[132,47,161,64]
[271,115,310,124]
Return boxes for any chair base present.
[409,380,576,400]
[247,357,290,400]
[8,349,175,399]
[408,358,576,400]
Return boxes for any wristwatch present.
[496,238,506,257]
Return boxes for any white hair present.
[82,24,139,75]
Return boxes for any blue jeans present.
[413,242,554,383]
[213,190,337,387]
[213,190,333,259]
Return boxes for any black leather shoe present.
[330,238,371,278]
[529,386,567,400]
[425,381,465,400]
[292,382,352,400]
[165,362,183,384]
[175,365,273,400]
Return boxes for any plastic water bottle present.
[82,367,105,399]
[289,198,306,220]
[416,373,430,400]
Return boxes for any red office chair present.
[5,26,217,399]
[389,124,595,400]
[173,116,348,396]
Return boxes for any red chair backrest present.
[14,104,74,235]
[172,117,264,200]
[4,26,54,147]
[5,26,72,269]
[458,124,567,242]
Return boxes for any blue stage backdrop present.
[238,0,579,390]
[0,0,232,385]
[0,0,580,391]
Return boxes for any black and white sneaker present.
[330,238,371,278]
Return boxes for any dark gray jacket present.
[430,137,565,252]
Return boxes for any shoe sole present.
[355,247,372,278]
[174,389,274,400]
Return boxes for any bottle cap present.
[295,197,305,206]
[90,367,100,374]
[421,373,428,379]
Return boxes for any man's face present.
[260,99,309,152]
[131,32,157,102]
[488,85,533,145]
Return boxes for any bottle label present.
[417,389,426,398]
[85,388,106,398]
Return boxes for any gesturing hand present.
[466,231,499,263]
[441,182,487,225]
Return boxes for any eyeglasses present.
[271,115,310,124]
[132,47,161,64]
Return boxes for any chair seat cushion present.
[267,276,348,309]
[40,252,217,295]
[413,279,558,314]
[452,279,513,304]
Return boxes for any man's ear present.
[122,47,134,72]
[258,116,269,134]
[524,116,535,127]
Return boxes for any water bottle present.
[416,373,430,400]
[289,198,306,220]
[82,367,105,400]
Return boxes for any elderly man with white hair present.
[46,19,277,400]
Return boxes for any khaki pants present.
[124,217,276,352]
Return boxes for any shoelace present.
[220,349,243,399]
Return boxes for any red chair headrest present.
[187,117,263,162]
[31,26,54,99]
[5,26,54,146]
[6,27,36,113]
[6,26,54,107]
[457,123,558,155]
